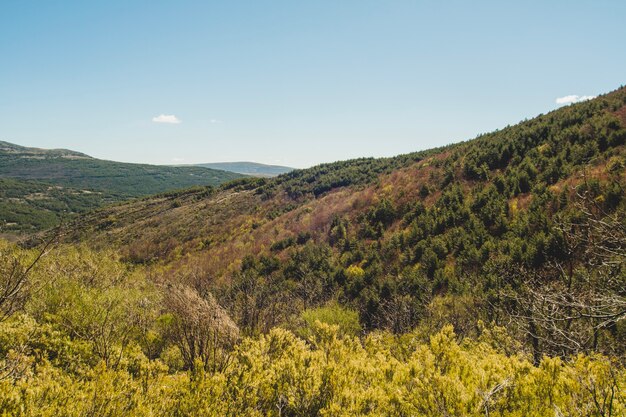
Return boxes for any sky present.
[1,1,625,169]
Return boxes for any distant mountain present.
[0,141,244,233]
[195,162,294,177]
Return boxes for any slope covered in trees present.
[0,141,244,233]
[57,86,626,360]
[0,177,111,234]
[2,87,626,415]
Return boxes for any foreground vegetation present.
[0,243,623,416]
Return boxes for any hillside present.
[59,87,626,360]
[195,161,294,177]
[0,141,245,233]
[0,177,111,234]
[0,141,244,196]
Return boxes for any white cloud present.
[172,157,185,163]
[209,119,221,124]
[152,114,181,124]
[555,95,596,105]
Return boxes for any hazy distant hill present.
[0,141,244,233]
[195,161,294,177]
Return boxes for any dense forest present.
[1,87,626,415]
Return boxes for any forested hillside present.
[2,87,625,415]
[0,178,111,234]
[0,141,244,233]
[59,86,626,359]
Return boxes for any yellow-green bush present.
[0,242,624,416]
[0,322,624,416]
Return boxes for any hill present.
[0,141,245,196]
[0,177,111,234]
[0,141,245,233]
[194,161,294,177]
[59,87,626,360]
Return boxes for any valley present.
[2,87,625,415]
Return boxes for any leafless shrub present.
[0,235,55,321]
[497,185,625,362]
[163,284,239,373]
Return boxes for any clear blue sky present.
[1,1,624,168]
